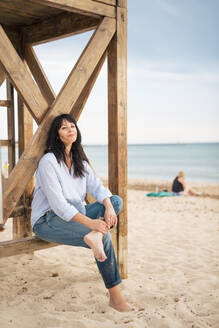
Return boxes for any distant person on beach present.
[31,114,131,312]
[172,171,200,196]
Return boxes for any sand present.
[0,180,219,328]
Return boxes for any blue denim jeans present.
[33,195,122,289]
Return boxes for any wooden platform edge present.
[0,236,58,258]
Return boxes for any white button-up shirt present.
[31,152,112,228]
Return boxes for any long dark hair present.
[45,114,88,177]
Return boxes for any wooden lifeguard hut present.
[0,1,127,278]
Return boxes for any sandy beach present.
[0,179,219,328]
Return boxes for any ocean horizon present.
[84,142,219,184]
[1,142,219,183]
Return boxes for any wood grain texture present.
[0,63,6,87]
[92,0,116,5]
[0,140,10,147]
[6,80,16,174]
[17,97,35,200]
[13,71,34,240]
[3,26,22,52]
[14,41,35,240]
[117,0,127,7]
[0,0,62,27]
[24,46,55,105]
[0,237,58,258]
[70,50,107,120]
[30,0,116,18]
[3,17,116,223]
[108,7,127,278]
[22,12,99,45]
[0,100,11,107]
[0,25,49,124]
[11,205,26,218]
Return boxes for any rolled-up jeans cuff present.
[106,279,122,289]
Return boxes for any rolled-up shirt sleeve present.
[37,159,79,221]
[85,162,112,203]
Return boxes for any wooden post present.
[13,96,34,240]
[12,44,35,240]
[6,79,15,174]
[0,147,3,227]
[117,0,127,7]
[108,4,127,278]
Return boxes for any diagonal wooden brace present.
[70,50,107,120]
[3,17,116,223]
[0,25,49,124]
[24,46,56,105]
[0,62,6,87]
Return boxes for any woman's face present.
[58,119,77,146]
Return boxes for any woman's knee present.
[110,195,123,214]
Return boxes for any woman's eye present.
[61,125,75,129]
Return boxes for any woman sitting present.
[172,171,200,196]
[31,113,131,312]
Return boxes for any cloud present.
[128,67,219,83]
[128,58,219,84]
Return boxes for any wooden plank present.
[0,25,49,124]
[117,0,127,7]
[24,46,55,105]
[23,12,99,45]
[70,50,107,120]
[18,98,34,161]
[0,148,3,225]
[6,80,15,174]
[13,217,27,239]
[92,0,116,6]
[18,98,34,199]
[0,63,6,87]
[2,26,22,53]
[0,237,58,258]
[0,140,10,147]
[0,0,63,27]
[108,7,127,278]
[15,96,34,240]
[0,100,11,107]
[30,0,116,18]
[3,17,116,223]
[11,205,26,218]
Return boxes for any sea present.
[1,143,219,183]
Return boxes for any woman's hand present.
[104,206,117,229]
[88,219,109,234]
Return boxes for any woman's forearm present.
[72,212,92,227]
[72,212,108,234]
[102,197,113,209]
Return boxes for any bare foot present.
[84,231,107,262]
[108,285,132,312]
[109,299,132,312]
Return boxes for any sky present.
[0,0,219,144]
